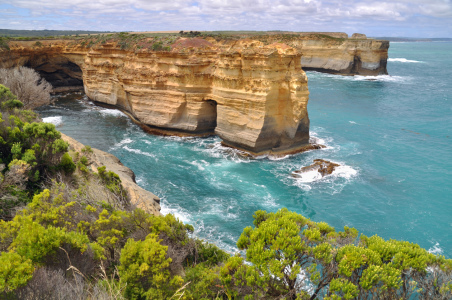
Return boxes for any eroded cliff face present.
[0,35,388,154]
[294,38,389,75]
[0,38,310,155]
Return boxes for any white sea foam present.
[115,138,133,147]
[352,75,408,82]
[428,243,443,255]
[123,146,156,158]
[293,169,323,183]
[292,161,358,192]
[99,109,126,117]
[160,204,191,224]
[310,131,334,150]
[42,116,63,126]
[306,71,409,83]
[349,121,357,124]
[388,58,423,63]
[204,142,253,163]
[187,160,208,171]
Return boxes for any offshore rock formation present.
[292,159,340,178]
[61,133,161,215]
[289,35,388,75]
[0,34,388,154]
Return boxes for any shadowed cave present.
[25,59,83,91]
[195,99,218,134]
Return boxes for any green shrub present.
[59,152,76,174]
[119,234,184,299]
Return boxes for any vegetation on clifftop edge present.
[0,30,357,54]
[0,84,451,299]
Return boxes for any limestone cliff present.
[295,38,389,75]
[226,33,389,75]
[0,34,388,154]
[0,38,310,155]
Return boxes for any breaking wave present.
[388,58,423,63]
[42,116,63,126]
[99,108,127,117]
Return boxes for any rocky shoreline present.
[61,133,161,215]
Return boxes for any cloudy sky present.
[1,0,451,37]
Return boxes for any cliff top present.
[0,31,385,54]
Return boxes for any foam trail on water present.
[99,109,127,117]
[388,58,423,63]
[428,243,443,255]
[42,116,63,126]
[123,146,156,158]
[306,71,410,83]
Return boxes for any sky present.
[0,0,451,37]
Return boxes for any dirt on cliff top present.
[172,37,216,50]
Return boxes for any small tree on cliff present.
[0,67,52,109]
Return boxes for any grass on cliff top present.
[0,31,350,53]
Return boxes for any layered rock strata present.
[296,38,389,75]
[0,39,310,155]
[0,34,388,154]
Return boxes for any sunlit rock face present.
[1,34,387,155]
[294,38,389,75]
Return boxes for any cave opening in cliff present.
[203,99,218,133]
[25,59,83,92]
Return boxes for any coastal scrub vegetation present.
[0,67,53,109]
[1,85,451,299]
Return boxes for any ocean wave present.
[42,116,63,126]
[115,138,133,147]
[428,242,443,255]
[123,145,156,158]
[203,142,253,163]
[388,58,423,63]
[306,71,409,83]
[186,160,209,171]
[291,161,358,193]
[160,203,192,224]
[99,108,127,117]
[352,75,409,82]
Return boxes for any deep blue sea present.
[37,42,452,258]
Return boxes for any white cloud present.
[0,0,451,36]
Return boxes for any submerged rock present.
[292,159,340,178]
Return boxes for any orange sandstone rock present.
[1,38,311,155]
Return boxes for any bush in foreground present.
[0,67,52,109]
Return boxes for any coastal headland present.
[0,32,388,155]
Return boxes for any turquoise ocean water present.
[37,42,452,257]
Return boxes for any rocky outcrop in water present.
[292,159,340,178]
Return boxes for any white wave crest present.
[306,71,409,83]
[160,204,191,224]
[428,243,443,255]
[187,160,209,171]
[42,116,63,126]
[123,146,155,158]
[292,161,358,192]
[115,138,133,147]
[352,75,408,82]
[204,142,253,163]
[99,109,126,117]
[388,58,423,63]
